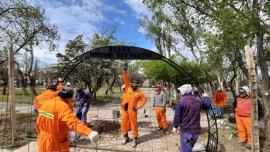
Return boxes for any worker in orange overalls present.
[121,63,147,148]
[153,84,169,135]
[34,78,73,114]
[120,84,131,145]
[36,87,99,152]
[213,88,227,108]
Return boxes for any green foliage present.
[137,58,216,87]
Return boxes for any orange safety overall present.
[121,70,147,137]
[36,97,92,152]
[235,96,252,144]
[213,90,227,108]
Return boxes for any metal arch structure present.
[54,46,218,152]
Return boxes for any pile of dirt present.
[87,120,121,134]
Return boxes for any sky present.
[26,0,155,66]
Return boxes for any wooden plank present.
[8,44,16,143]
[244,45,259,152]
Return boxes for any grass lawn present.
[0,86,123,104]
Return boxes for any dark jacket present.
[173,93,211,133]
[75,90,92,106]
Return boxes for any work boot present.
[245,143,251,149]
[157,126,163,131]
[164,129,170,135]
[121,134,129,145]
[236,141,245,146]
[132,137,137,148]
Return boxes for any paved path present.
[3,88,211,152]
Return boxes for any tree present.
[56,30,127,99]
[143,0,270,150]
[0,0,59,95]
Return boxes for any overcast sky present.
[26,0,155,66]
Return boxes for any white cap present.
[67,82,71,85]
[240,86,250,95]
[178,84,193,95]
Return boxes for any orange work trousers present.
[155,107,168,130]
[121,109,138,137]
[235,114,252,144]
[121,109,131,134]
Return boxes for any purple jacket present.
[173,93,210,133]
[75,90,92,106]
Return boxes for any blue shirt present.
[75,90,92,106]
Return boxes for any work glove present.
[124,63,128,70]
[133,106,138,111]
[173,127,178,134]
[202,93,208,97]
[88,131,99,142]
[84,103,88,107]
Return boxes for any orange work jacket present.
[36,96,92,152]
[213,90,227,108]
[123,70,146,110]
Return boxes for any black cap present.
[76,88,83,92]
[46,84,57,91]
[58,88,74,99]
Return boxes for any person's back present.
[180,94,202,133]
[36,88,98,152]
[173,84,210,152]
[35,82,73,112]
[34,84,58,111]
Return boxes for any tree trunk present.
[262,95,270,148]
[19,75,29,95]
[2,82,8,95]
[105,75,115,95]
[228,67,237,100]
[14,61,29,95]
[29,76,37,96]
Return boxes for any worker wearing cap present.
[153,84,169,135]
[34,78,73,114]
[36,87,99,152]
[213,87,227,108]
[173,84,210,152]
[66,82,71,87]
[121,63,147,148]
[230,86,264,149]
